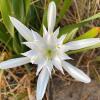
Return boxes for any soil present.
[53,77,100,100]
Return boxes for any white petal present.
[21,50,37,59]
[48,1,56,33]
[31,30,43,41]
[0,57,30,69]
[22,41,46,52]
[36,68,49,100]
[43,25,48,38]
[57,47,72,60]
[22,42,37,50]
[43,25,52,43]
[52,56,64,74]
[58,34,66,45]
[36,59,53,76]
[36,64,44,76]
[36,58,47,75]
[60,53,72,60]
[61,45,70,52]
[62,61,91,83]
[45,60,53,76]
[10,17,34,42]
[65,38,100,50]
[53,27,60,38]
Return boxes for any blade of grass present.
[0,30,12,51]
[52,0,60,6]
[64,28,78,43]
[60,12,100,35]
[56,0,72,24]
[0,0,14,37]
[25,0,31,15]
[75,27,100,40]
[12,0,25,22]
[13,33,22,54]
[40,2,48,34]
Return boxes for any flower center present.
[46,48,53,59]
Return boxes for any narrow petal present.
[10,17,34,42]
[52,56,64,74]
[21,50,38,59]
[48,1,56,33]
[45,60,53,76]
[65,38,100,50]
[60,53,72,60]
[36,58,53,76]
[36,64,44,76]
[58,34,66,45]
[36,68,49,100]
[36,58,47,75]
[62,61,91,83]
[57,47,72,60]
[22,42,46,52]
[61,45,69,52]
[53,27,60,38]
[31,30,43,41]
[43,25,51,43]
[43,25,48,38]
[0,57,30,69]
[22,42,37,50]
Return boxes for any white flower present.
[0,1,100,100]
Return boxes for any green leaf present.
[25,0,30,15]
[40,2,48,34]
[56,0,72,24]
[52,0,60,6]
[12,0,30,23]
[0,0,14,37]
[64,28,78,43]
[13,33,22,54]
[29,2,42,32]
[60,12,100,35]
[12,0,25,22]
[75,27,100,40]
[40,9,47,34]
[0,30,12,51]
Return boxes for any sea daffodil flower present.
[0,1,100,100]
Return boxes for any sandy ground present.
[53,77,100,100]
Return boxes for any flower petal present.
[43,25,48,39]
[36,68,49,100]
[22,42,37,50]
[45,60,53,76]
[52,56,64,74]
[0,57,30,69]
[22,41,46,52]
[62,61,91,83]
[60,53,72,60]
[31,30,43,41]
[53,27,60,38]
[36,58,47,75]
[48,1,56,33]
[36,58,53,76]
[21,50,38,59]
[65,38,100,50]
[58,34,66,45]
[10,17,33,42]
